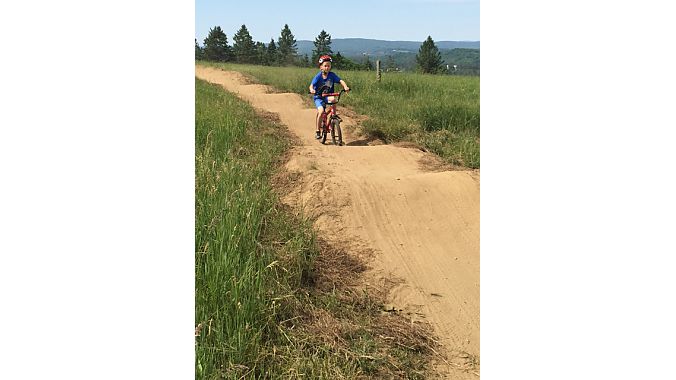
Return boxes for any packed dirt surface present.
[195,66,480,378]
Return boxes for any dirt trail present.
[195,66,480,378]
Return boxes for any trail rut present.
[195,66,480,378]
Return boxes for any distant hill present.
[381,48,480,73]
[296,38,479,56]
[296,38,479,72]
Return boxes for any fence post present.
[376,60,381,81]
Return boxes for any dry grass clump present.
[274,236,442,379]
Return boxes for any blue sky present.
[195,0,479,44]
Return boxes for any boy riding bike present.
[309,55,350,139]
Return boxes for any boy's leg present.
[315,106,324,139]
[313,97,324,139]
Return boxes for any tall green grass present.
[199,61,480,168]
[195,78,317,378]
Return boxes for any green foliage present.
[202,26,231,62]
[312,30,333,65]
[277,24,298,66]
[232,24,256,64]
[416,36,444,74]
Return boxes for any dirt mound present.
[196,66,480,378]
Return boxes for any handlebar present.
[308,88,352,96]
[308,88,351,101]
[319,89,349,97]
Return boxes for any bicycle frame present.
[320,101,338,132]
[314,89,348,145]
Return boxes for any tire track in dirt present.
[195,66,480,378]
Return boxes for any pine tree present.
[416,36,444,74]
[232,24,256,64]
[202,26,231,62]
[312,30,333,65]
[195,38,203,60]
[266,38,277,65]
[255,42,267,65]
[277,24,298,66]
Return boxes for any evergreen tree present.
[266,38,277,65]
[232,24,256,64]
[195,38,203,60]
[312,30,333,64]
[416,36,444,74]
[202,26,231,62]
[255,42,267,65]
[301,54,310,67]
[277,24,298,66]
[333,52,360,71]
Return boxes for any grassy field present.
[198,61,480,168]
[195,78,437,379]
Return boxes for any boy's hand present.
[344,87,350,92]
[310,88,316,94]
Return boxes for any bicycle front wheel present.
[331,119,343,146]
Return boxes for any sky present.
[195,0,479,44]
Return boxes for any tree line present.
[196,24,452,75]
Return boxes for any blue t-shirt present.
[311,71,341,101]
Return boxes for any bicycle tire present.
[332,119,343,146]
[331,120,337,145]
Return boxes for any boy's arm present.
[340,80,350,91]
[309,75,318,94]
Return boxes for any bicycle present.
[311,87,350,146]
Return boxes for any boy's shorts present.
[314,98,326,109]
